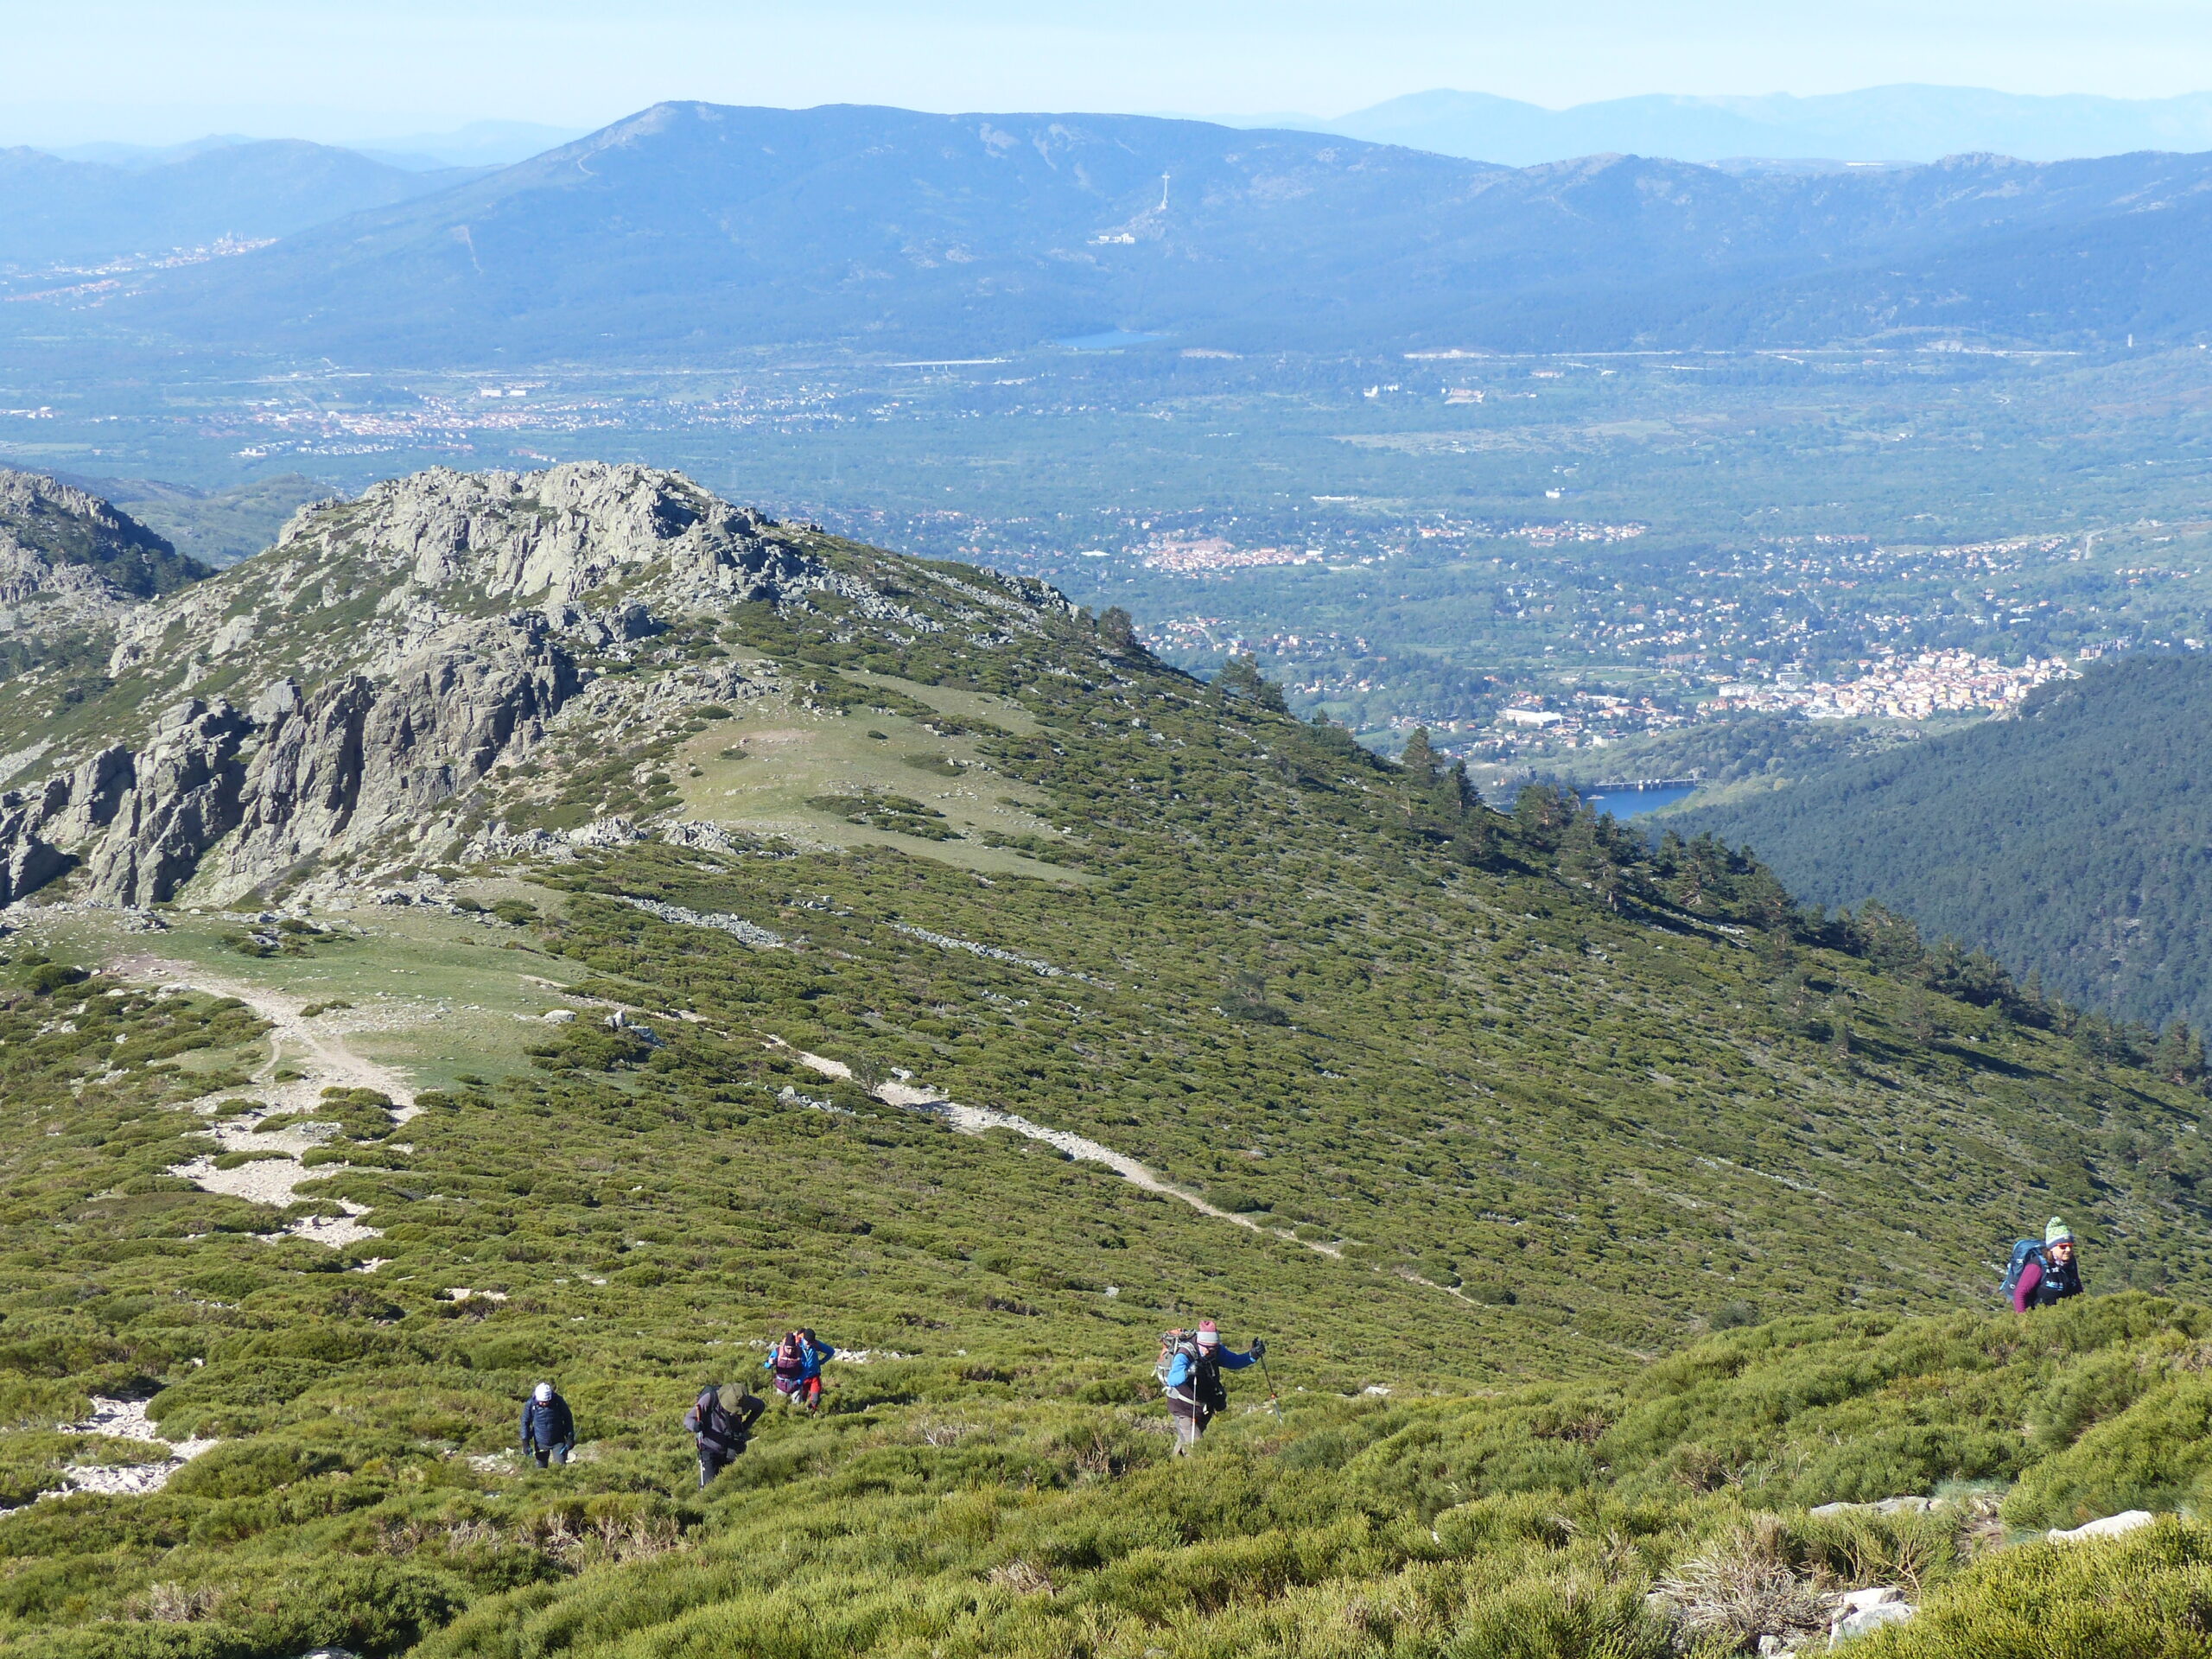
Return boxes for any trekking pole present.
[1257,1351,1283,1421]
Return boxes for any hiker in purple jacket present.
[2013,1218,2084,1311]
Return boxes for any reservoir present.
[1583,785,1699,819]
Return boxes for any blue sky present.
[9,0,2212,145]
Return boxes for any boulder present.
[1808,1496,1936,1517]
[2048,1510,2155,1544]
[1829,1600,1913,1647]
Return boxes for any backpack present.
[770,1334,809,1392]
[1999,1238,2047,1300]
[1154,1331,1198,1389]
[685,1385,754,1453]
[1154,1332,1225,1411]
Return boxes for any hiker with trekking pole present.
[1156,1319,1267,1453]
[765,1327,836,1413]
[2004,1217,2084,1311]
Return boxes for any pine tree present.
[1215,655,1289,713]
[1451,813,1500,868]
[1440,760,1475,816]
[1559,816,1625,912]
[1098,607,1141,657]
[2155,1020,2208,1089]
[1398,728,1440,785]
[1214,656,1265,702]
[1513,784,1578,849]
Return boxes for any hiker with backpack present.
[518,1381,575,1468]
[1156,1319,1266,1453]
[764,1328,836,1413]
[683,1382,766,1488]
[2005,1217,2085,1311]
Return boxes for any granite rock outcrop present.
[0,462,836,906]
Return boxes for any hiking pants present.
[531,1445,569,1468]
[1171,1408,1210,1454]
[782,1376,823,1410]
[698,1447,734,1488]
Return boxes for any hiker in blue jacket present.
[1159,1319,1265,1453]
[518,1381,575,1467]
[765,1328,835,1412]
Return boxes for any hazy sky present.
[9,0,2212,144]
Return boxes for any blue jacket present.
[1162,1345,1257,1388]
[765,1336,835,1381]
[519,1392,575,1449]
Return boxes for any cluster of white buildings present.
[1136,536,1325,575]
[1508,521,1648,547]
[1709,650,2080,721]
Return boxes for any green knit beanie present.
[2045,1217,2074,1246]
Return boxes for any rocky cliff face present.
[0,469,211,637]
[0,463,837,906]
[0,461,1071,910]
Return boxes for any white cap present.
[533,1382,553,1402]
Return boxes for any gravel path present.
[110,954,406,1249]
[43,1397,219,1501]
[111,954,420,1114]
[786,1046,1342,1258]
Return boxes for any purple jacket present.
[2014,1250,2082,1311]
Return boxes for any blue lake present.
[1059,329,1167,351]
[1582,785,1699,819]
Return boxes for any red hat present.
[1196,1319,1220,1346]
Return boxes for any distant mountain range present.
[0,140,484,269]
[44,120,590,173]
[16,100,2212,357]
[1254,84,2212,167]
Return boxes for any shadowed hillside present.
[1667,655,2212,1038]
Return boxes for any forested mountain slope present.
[0,141,481,268]
[0,467,2208,1654]
[1668,656,2212,1036]
[34,101,2212,357]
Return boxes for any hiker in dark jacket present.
[764,1328,835,1412]
[1159,1319,1264,1454]
[684,1382,765,1488]
[518,1381,575,1467]
[2013,1217,2084,1311]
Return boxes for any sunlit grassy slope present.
[4,520,2212,1655]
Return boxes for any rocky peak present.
[0,460,1083,911]
[0,469,211,627]
[108,461,824,690]
[271,461,780,606]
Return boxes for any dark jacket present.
[685,1385,765,1458]
[519,1392,575,1450]
[2013,1249,2083,1311]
